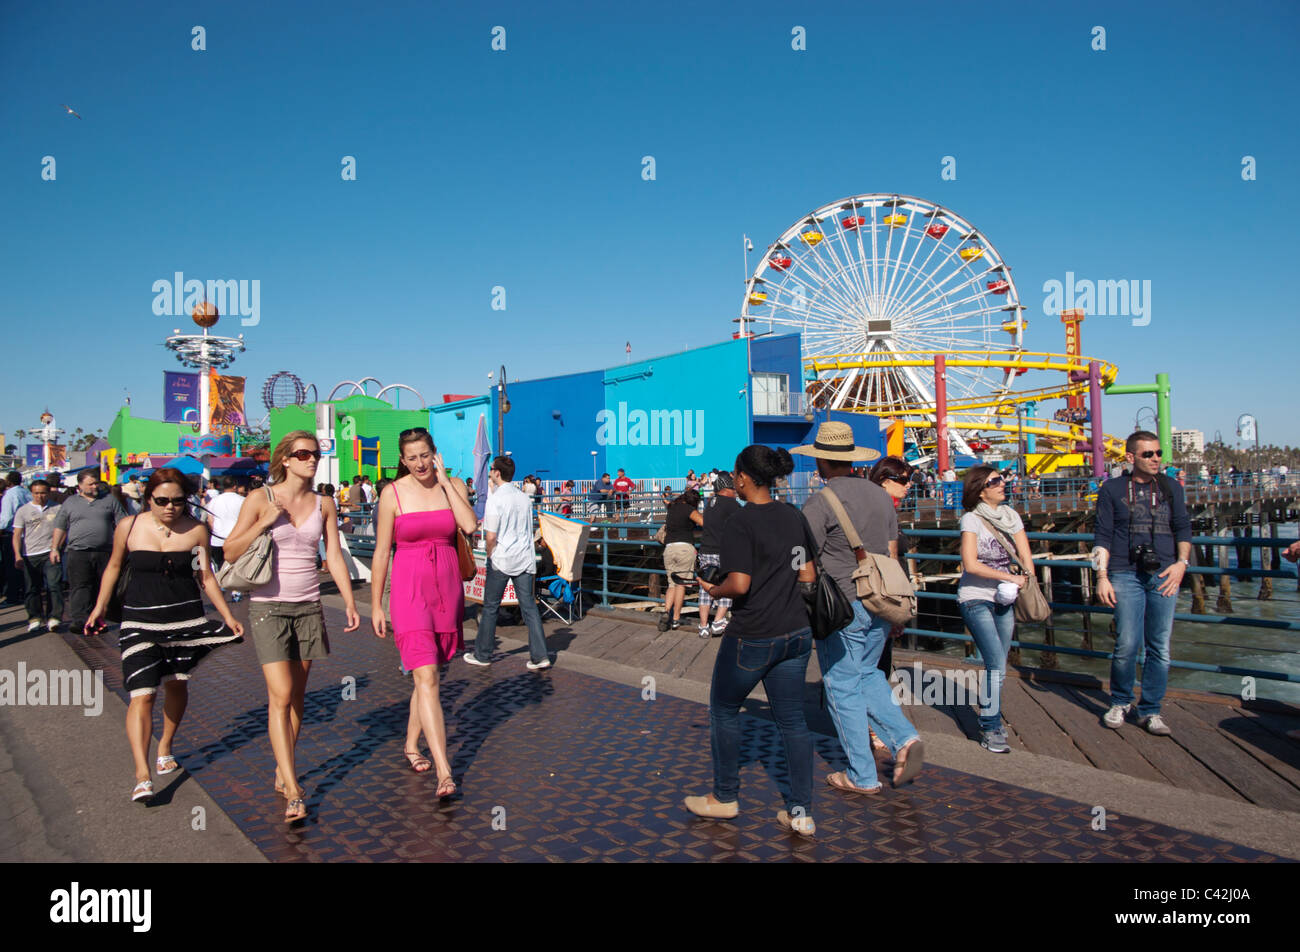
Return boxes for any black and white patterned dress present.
[118,550,243,697]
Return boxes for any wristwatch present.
[1180,558,1190,567]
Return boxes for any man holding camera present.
[1094,431,1192,736]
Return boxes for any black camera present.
[1130,545,1162,573]
[696,563,724,585]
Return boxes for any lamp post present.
[163,302,245,481]
[496,365,510,456]
[590,450,598,484]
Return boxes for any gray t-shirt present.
[958,510,1025,603]
[53,493,126,550]
[802,477,899,604]
[14,502,59,556]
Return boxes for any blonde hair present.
[270,430,319,484]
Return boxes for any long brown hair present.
[270,430,318,484]
[961,465,999,512]
[395,428,437,479]
[143,467,194,508]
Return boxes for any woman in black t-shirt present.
[686,445,818,837]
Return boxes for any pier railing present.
[584,523,1299,686]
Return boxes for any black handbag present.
[797,510,853,640]
[105,515,139,624]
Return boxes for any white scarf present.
[975,501,1019,535]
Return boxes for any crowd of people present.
[2,424,1298,836]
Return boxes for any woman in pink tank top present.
[223,430,360,823]
[370,428,477,798]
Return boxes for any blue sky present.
[3,0,1298,451]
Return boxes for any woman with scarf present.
[957,466,1035,754]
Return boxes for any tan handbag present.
[975,514,1051,623]
[819,489,917,626]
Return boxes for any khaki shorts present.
[663,543,697,588]
[249,600,331,665]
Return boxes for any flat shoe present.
[131,780,154,802]
[826,771,882,795]
[683,795,739,819]
[776,809,816,837]
[892,739,925,788]
[155,754,179,775]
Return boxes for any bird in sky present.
[59,104,82,119]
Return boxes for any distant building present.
[1171,428,1204,457]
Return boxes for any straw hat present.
[790,422,881,463]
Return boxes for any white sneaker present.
[1103,703,1132,729]
[47,619,60,632]
[27,619,41,633]
[525,658,552,671]
[710,618,729,635]
[462,652,491,667]
[1138,713,1172,736]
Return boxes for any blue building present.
[480,334,884,483]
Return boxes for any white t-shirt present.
[483,482,536,577]
[208,492,245,546]
[958,510,1025,604]
[361,482,376,504]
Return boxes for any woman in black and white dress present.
[86,468,244,803]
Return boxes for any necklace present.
[151,515,172,538]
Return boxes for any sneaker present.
[698,624,712,638]
[1138,713,1172,736]
[710,618,729,635]
[47,619,60,632]
[670,619,681,631]
[462,652,491,667]
[657,614,671,632]
[525,658,552,671]
[980,729,1011,753]
[776,809,816,837]
[1103,703,1132,729]
[27,619,42,633]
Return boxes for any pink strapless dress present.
[390,508,465,670]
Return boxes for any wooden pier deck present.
[535,608,1300,817]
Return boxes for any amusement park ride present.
[739,193,1170,476]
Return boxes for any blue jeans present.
[1109,570,1175,716]
[472,564,549,664]
[959,599,1015,732]
[22,553,64,623]
[817,601,919,788]
[710,628,813,815]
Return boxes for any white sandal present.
[131,780,154,802]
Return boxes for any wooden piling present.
[1040,562,1057,669]
[1259,517,1274,601]
[1078,542,1094,651]
[1189,543,1207,614]
[1216,526,1234,614]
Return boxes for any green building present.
[106,406,194,462]
[270,395,427,484]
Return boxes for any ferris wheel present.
[741,194,1027,452]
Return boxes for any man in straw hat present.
[794,421,925,792]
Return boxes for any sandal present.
[892,739,925,788]
[131,780,154,802]
[404,751,432,774]
[435,774,456,799]
[284,794,308,822]
[826,771,883,795]
[156,754,179,775]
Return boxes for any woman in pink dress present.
[370,428,477,798]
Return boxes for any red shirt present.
[613,476,634,494]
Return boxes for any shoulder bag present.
[819,488,917,626]
[974,513,1051,623]
[442,483,478,581]
[792,505,853,640]
[104,515,140,624]
[216,487,277,592]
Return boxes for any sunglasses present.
[288,449,322,461]
[1138,450,1163,459]
[883,475,910,485]
[399,427,430,439]
[984,475,1005,488]
[151,496,187,507]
